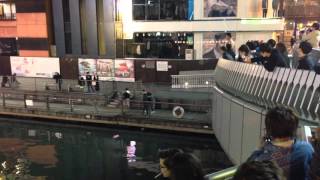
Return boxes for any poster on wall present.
[156,61,168,71]
[204,0,237,17]
[202,32,236,59]
[78,58,97,76]
[96,59,114,81]
[114,59,135,82]
[10,56,60,78]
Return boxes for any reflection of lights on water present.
[126,141,137,162]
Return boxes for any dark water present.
[0,118,232,180]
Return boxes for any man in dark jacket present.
[297,41,315,70]
[258,43,287,71]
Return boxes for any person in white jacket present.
[302,23,320,48]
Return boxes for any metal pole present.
[24,94,27,108]
[46,96,50,110]
[2,93,5,107]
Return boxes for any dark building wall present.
[51,0,65,56]
[69,0,82,55]
[51,0,115,57]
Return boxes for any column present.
[52,0,65,56]
[69,0,82,55]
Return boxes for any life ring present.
[173,106,185,119]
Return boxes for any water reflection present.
[0,118,232,180]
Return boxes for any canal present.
[0,117,232,180]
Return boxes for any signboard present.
[156,61,168,71]
[114,59,135,82]
[10,56,60,78]
[78,58,96,76]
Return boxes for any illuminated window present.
[0,1,15,20]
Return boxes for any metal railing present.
[0,76,144,96]
[215,58,320,123]
[0,90,212,126]
[171,74,215,88]
[205,166,237,180]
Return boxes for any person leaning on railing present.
[297,41,315,70]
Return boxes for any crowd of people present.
[156,106,320,180]
[221,22,320,73]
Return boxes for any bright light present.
[205,81,209,85]
[118,0,133,39]
[185,82,189,86]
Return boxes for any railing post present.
[69,99,74,112]
[34,78,37,91]
[24,94,27,108]
[2,93,5,107]
[121,99,124,115]
[46,96,50,110]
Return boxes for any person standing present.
[142,90,149,115]
[122,88,131,108]
[262,0,268,18]
[85,72,94,93]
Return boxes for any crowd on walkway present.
[221,22,320,73]
[156,106,319,180]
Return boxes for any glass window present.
[124,32,194,59]
[146,0,159,20]
[133,4,145,20]
[0,38,18,56]
[0,2,15,20]
[132,0,188,21]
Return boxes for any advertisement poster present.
[204,0,237,17]
[96,59,114,81]
[114,59,135,82]
[10,56,60,78]
[78,58,97,76]
[202,32,236,59]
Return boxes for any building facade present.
[0,0,52,57]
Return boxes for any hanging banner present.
[10,56,60,78]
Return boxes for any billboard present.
[114,60,135,82]
[204,0,237,17]
[77,59,135,82]
[10,56,60,78]
[202,32,236,59]
[78,58,97,76]
[96,59,114,81]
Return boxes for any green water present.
[0,118,232,180]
